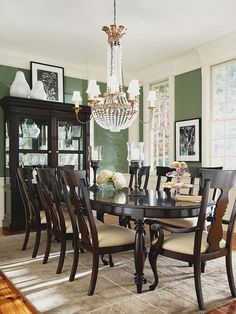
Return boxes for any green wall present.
[0,64,140,176]
[175,68,202,120]
[0,64,202,176]
[175,68,202,165]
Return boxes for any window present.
[211,60,236,169]
[149,80,170,170]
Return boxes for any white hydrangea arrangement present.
[97,169,126,189]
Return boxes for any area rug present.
[0,232,235,314]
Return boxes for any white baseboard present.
[0,177,4,228]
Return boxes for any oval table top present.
[89,187,205,220]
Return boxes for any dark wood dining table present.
[89,187,203,293]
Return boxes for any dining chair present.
[16,167,47,258]
[188,166,223,196]
[148,169,236,310]
[36,167,74,273]
[155,166,175,191]
[120,166,150,228]
[61,169,136,295]
[150,166,223,229]
[129,166,150,190]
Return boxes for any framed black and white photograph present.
[175,118,201,162]
[31,61,64,102]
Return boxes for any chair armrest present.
[150,223,199,234]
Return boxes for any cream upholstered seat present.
[155,217,198,228]
[148,169,236,310]
[61,169,136,295]
[153,231,226,255]
[95,223,135,247]
[40,211,47,224]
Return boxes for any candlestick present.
[129,160,143,196]
[88,145,102,190]
[90,160,101,190]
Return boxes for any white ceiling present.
[1,0,236,74]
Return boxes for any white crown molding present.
[135,50,201,84]
[196,33,236,65]
[135,33,236,84]
[0,45,107,82]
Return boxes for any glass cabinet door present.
[18,118,49,167]
[57,121,84,170]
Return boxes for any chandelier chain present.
[114,0,116,25]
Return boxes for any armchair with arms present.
[148,169,236,310]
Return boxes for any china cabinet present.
[1,96,91,230]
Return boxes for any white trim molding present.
[0,177,4,228]
[0,45,106,82]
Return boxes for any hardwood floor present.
[0,270,37,314]
[0,225,235,314]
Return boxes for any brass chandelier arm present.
[74,107,92,125]
[139,107,155,124]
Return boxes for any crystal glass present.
[127,142,144,196]
[88,146,102,161]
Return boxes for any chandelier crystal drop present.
[86,0,140,132]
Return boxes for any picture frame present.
[30,61,64,102]
[175,118,201,162]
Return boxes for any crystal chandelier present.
[72,0,158,130]
[87,0,140,132]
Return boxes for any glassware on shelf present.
[58,153,79,170]
[28,122,40,138]
[18,153,48,167]
[72,125,82,138]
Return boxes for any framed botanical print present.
[31,61,64,102]
[175,118,201,162]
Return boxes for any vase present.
[102,182,115,193]
[30,81,46,100]
[10,71,30,98]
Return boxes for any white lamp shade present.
[72,91,82,102]
[127,80,140,96]
[95,84,101,95]
[147,91,157,102]
[86,80,100,96]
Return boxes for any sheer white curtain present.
[211,60,236,169]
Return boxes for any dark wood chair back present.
[36,167,65,239]
[188,166,223,196]
[61,169,95,247]
[155,166,175,191]
[200,169,236,253]
[129,166,150,189]
[17,167,41,225]
[16,167,46,257]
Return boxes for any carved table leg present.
[134,219,147,293]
